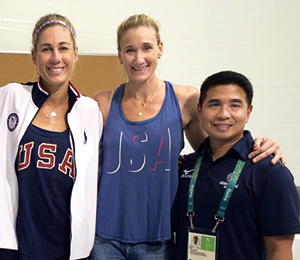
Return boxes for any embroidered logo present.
[226,173,232,181]
[180,168,194,178]
[219,172,239,189]
[7,113,19,132]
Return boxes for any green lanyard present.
[187,150,245,233]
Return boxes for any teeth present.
[215,124,231,129]
[133,67,147,71]
[49,68,63,72]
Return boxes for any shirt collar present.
[198,130,253,161]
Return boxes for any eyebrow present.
[40,42,71,47]
[230,99,243,104]
[124,42,153,48]
[123,45,134,49]
[208,99,243,103]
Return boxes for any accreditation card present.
[187,228,218,260]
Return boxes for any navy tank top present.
[17,124,74,260]
[96,81,184,243]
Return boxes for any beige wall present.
[0,53,126,97]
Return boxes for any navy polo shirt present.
[174,131,300,260]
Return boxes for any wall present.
[0,53,125,96]
[1,0,299,186]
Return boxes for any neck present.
[39,77,69,94]
[209,136,243,161]
[44,83,69,105]
[125,77,160,117]
[127,77,159,98]
[46,91,69,107]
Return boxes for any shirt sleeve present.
[259,165,300,236]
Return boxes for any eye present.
[209,103,220,107]
[60,46,69,51]
[42,47,51,52]
[144,45,153,51]
[125,48,135,53]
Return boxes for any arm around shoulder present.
[174,84,207,151]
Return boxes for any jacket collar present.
[25,79,81,111]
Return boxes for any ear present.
[245,105,253,123]
[158,41,163,58]
[197,103,202,120]
[74,46,79,63]
[31,50,37,66]
[118,49,123,65]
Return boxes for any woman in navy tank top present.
[0,13,102,260]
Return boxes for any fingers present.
[249,151,271,164]
[271,153,286,166]
[178,154,184,170]
[280,155,286,165]
[249,137,271,159]
[248,139,274,159]
[248,137,281,164]
[252,138,263,151]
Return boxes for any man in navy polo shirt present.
[174,71,300,260]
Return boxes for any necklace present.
[127,79,159,116]
[45,96,69,118]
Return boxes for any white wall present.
[1,0,299,186]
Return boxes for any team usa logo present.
[219,172,239,189]
[226,173,232,181]
[7,113,19,132]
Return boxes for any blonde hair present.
[117,14,161,50]
[32,13,76,52]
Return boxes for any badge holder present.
[187,226,218,260]
[186,152,245,260]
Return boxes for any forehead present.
[120,26,157,46]
[206,84,247,100]
[38,25,73,43]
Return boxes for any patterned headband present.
[35,20,75,38]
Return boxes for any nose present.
[135,50,144,64]
[50,49,61,63]
[217,105,230,119]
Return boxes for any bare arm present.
[184,116,208,151]
[93,89,114,128]
[174,84,207,151]
[264,235,294,260]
